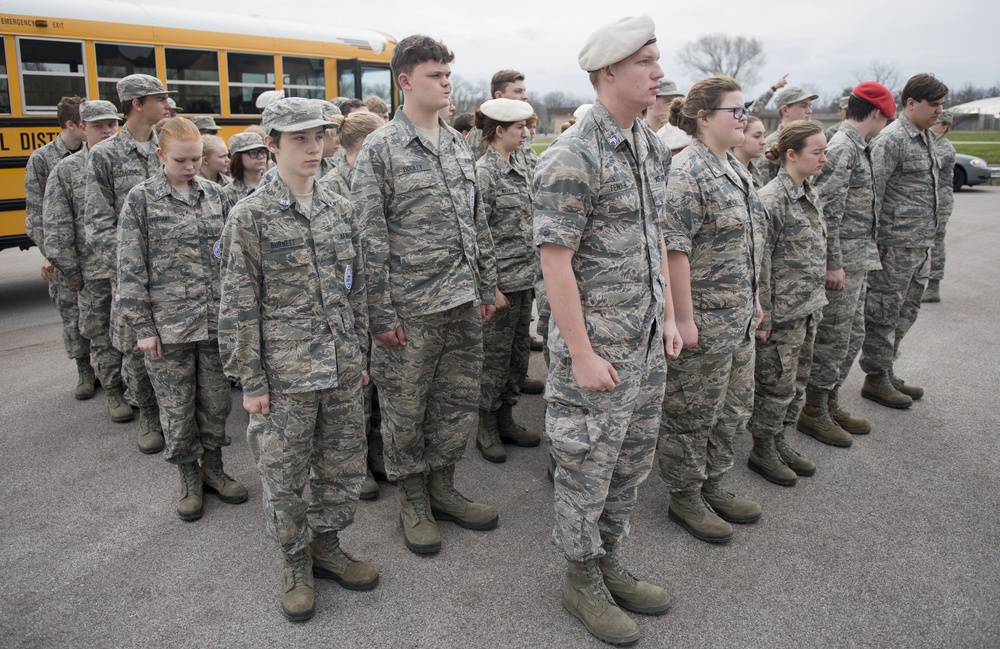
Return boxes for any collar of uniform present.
[689,138,741,182]
[264,172,332,219]
[51,134,72,157]
[838,121,868,151]
[483,146,517,177]
[392,108,455,151]
[590,100,636,154]
[150,170,205,202]
[775,167,819,204]
[118,123,158,154]
[896,114,924,140]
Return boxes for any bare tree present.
[854,61,901,95]
[449,74,489,114]
[678,34,765,86]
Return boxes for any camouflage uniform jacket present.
[664,138,764,355]
[199,170,232,186]
[870,114,940,247]
[934,135,956,217]
[25,134,77,255]
[219,174,367,398]
[468,128,536,176]
[756,169,828,329]
[814,122,881,272]
[824,121,843,143]
[532,100,667,359]
[319,154,352,199]
[85,124,162,279]
[222,176,259,217]
[749,87,776,115]
[477,147,534,293]
[42,145,98,285]
[352,109,495,333]
[117,173,225,343]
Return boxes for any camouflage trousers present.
[109,282,157,408]
[748,314,820,440]
[657,336,754,491]
[370,301,482,481]
[929,208,953,282]
[860,246,928,375]
[48,279,89,360]
[480,288,532,411]
[807,271,867,391]
[78,278,123,393]
[144,339,231,464]
[547,321,665,562]
[249,373,365,555]
[536,279,551,369]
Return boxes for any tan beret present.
[578,15,656,72]
[479,98,534,122]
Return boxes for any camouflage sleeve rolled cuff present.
[531,147,592,252]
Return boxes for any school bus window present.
[165,47,220,114]
[338,68,355,100]
[17,37,87,112]
[0,38,9,114]
[228,52,275,114]
[361,67,391,106]
[282,56,325,100]
[96,43,156,103]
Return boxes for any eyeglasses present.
[245,148,268,159]
[709,106,749,120]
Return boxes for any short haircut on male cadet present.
[490,70,524,97]
[390,35,455,80]
[56,96,85,126]
[901,73,948,105]
[845,95,878,122]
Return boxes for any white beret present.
[657,123,691,152]
[578,15,656,72]
[479,98,534,122]
[255,89,285,111]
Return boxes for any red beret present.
[852,82,896,119]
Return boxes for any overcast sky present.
[150,0,997,106]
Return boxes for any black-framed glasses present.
[710,106,749,119]
[245,148,268,159]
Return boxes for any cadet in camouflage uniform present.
[657,75,765,544]
[749,121,831,487]
[117,117,245,522]
[351,35,499,556]
[747,74,788,115]
[199,134,231,186]
[753,86,818,186]
[219,97,378,622]
[861,73,948,408]
[316,100,343,179]
[474,99,541,464]
[800,83,896,443]
[923,109,956,303]
[221,131,267,216]
[85,74,173,453]
[42,100,133,423]
[319,110,387,498]
[534,16,681,645]
[24,96,91,399]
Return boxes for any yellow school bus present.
[0,0,396,251]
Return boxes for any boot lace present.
[288,552,309,587]
[402,477,433,519]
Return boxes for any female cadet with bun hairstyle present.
[747,120,831,487]
[117,116,246,523]
[656,75,767,545]
[472,97,540,464]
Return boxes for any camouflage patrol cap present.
[315,100,342,120]
[262,97,334,133]
[938,109,953,125]
[228,131,265,154]
[116,74,175,102]
[167,97,182,111]
[189,115,220,133]
[838,96,850,109]
[80,100,120,122]
[773,86,819,108]
[656,79,684,98]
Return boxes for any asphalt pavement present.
[1,186,998,648]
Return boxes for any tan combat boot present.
[200,447,248,504]
[889,368,924,401]
[702,477,762,523]
[476,409,507,463]
[427,465,499,530]
[599,542,671,615]
[398,474,441,554]
[775,428,816,476]
[921,279,941,303]
[137,404,165,454]
[748,437,798,486]
[497,403,541,447]
[106,387,134,423]
[668,489,734,543]
[797,387,854,448]
[360,468,379,501]
[281,549,315,622]
[563,558,641,646]
[861,373,912,409]
[176,461,204,521]
[74,356,96,400]
[828,385,871,434]
[310,531,379,591]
